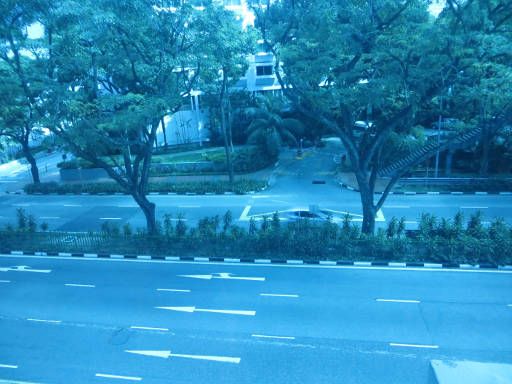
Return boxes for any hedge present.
[23,179,267,195]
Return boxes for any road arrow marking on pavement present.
[156,306,256,316]
[125,350,241,364]
[0,265,51,273]
[179,272,265,281]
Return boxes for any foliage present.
[254,0,512,234]
[2,210,512,265]
[24,179,267,195]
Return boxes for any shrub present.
[24,179,266,195]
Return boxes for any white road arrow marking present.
[125,350,240,364]
[0,265,51,273]
[156,306,256,316]
[179,272,265,281]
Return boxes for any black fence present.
[1,230,510,265]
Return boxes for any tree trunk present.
[479,124,490,176]
[161,117,168,147]
[132,192,157,235]
[22,142,40,184]
[445,148,453,177]
[355,171,376,234]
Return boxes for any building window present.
[256,65,273,76]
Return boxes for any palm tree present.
[245,95,305,149]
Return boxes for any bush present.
[24,179,267,195]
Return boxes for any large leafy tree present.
[0,0,54,183]
[194,3,255,186]
[255,0,504,234]
[441,0,512,176]
[45,0,199,234]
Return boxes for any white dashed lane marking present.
[389,343,438,349]
[0,364,17,369]
[252,334,295,340]
[157,288,191,292]
[376,299,420,304]
[26,318,61,324]
[260,293,299,298]
[65,283,95,288]
[95,373,142,381]
[130,326,169,332]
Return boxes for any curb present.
[338,183,512,195]
[3,250,511,271]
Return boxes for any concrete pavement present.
[1,254,511,383]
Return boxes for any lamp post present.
[434,97,442,178]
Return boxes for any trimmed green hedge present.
[24,179,267,195]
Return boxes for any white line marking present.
[260,293,299,298]
[0,280,10,283]
[27,318,61,324]
[156,306,256,316]
[63,204,82,207]
[178,205,201,208]
[130,326,169,332]
[125,350,240,364]
[252,334,295,340]
[385,205,411,208]
[39,216,60,219]
[157,288,191,292]
[95,373,142,381]
[460,206,488,209]
[2,254,512,274]
[99,217,122,220]
[239,205,251,221]
[0,380,43,384]
[116,205,138,208]
[65,283,95,288]
[376,299,420,303]
[389,343,438,349]
[12,204,31,207]
[0,364,18,369]
[507,304,512,307]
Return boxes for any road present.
[0,192,511,232]
[0,255,511,383]
[1,146,512,231]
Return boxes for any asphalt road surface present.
[0,192,511,232]
[0,255,511,383]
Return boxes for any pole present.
[434,96,442,178]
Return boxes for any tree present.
[255,0,507,234]
[442,0,512,176]
[45,0,199,234]
[194,3,255,186]
[245,94,305,151]
[0,0,53,183]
